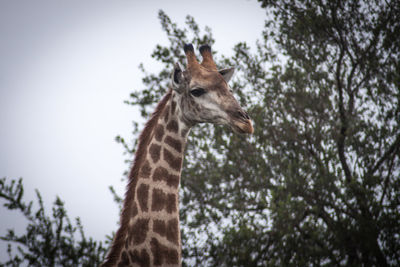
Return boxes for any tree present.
[0,178,107,266]
[119,2,400,266]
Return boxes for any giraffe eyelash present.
[190,88,207,97]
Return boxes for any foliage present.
[0,178,107,266]
[119,3,400,266]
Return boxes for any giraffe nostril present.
[236,110,250,120]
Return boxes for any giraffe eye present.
[190,88,206,97]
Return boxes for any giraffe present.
[101,44,253,267]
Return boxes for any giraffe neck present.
[103,90,191,267]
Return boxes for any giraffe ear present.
[219,67,235,83]
[171,62,185,93]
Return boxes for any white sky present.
[0,0,265,261]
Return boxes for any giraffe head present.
[171,44,253,134]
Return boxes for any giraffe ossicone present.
[101,44,253,267]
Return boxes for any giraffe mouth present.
[231,119,254,134]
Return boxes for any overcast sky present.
[0,0,265,261]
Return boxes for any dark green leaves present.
[0,177,107,266]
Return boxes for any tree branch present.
[335,47,352,182]
[369,132,400,176]
[378,147,397,209]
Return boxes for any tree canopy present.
[2,0,400,266]
[122,1,399,265]
[0,178,107,266]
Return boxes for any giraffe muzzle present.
[228,109,253,134]
[232,119,254,134]
[228,113,252,134]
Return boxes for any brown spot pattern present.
[150,238,179,265]
[153,219,166,237]
[154,218,179,245]
[171,100,177,114]
[139,160,152,178]
[165,136,182,153]
[149,143,161,163]
[152,166,180,188]
[166,218,179,245]
[151,188,177,213]
[137,183,149,212]
[166,120,179,133]
[164,108,169,122]
[117,251,130,267]
[129,249,150,267]
[181,128,189,138]
[166,194,177,213]
[130,218,149,245]
[132,202,138,217]
[163,148,182,171]
[154,124,164,142]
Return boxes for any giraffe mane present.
[102,88,173,266]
